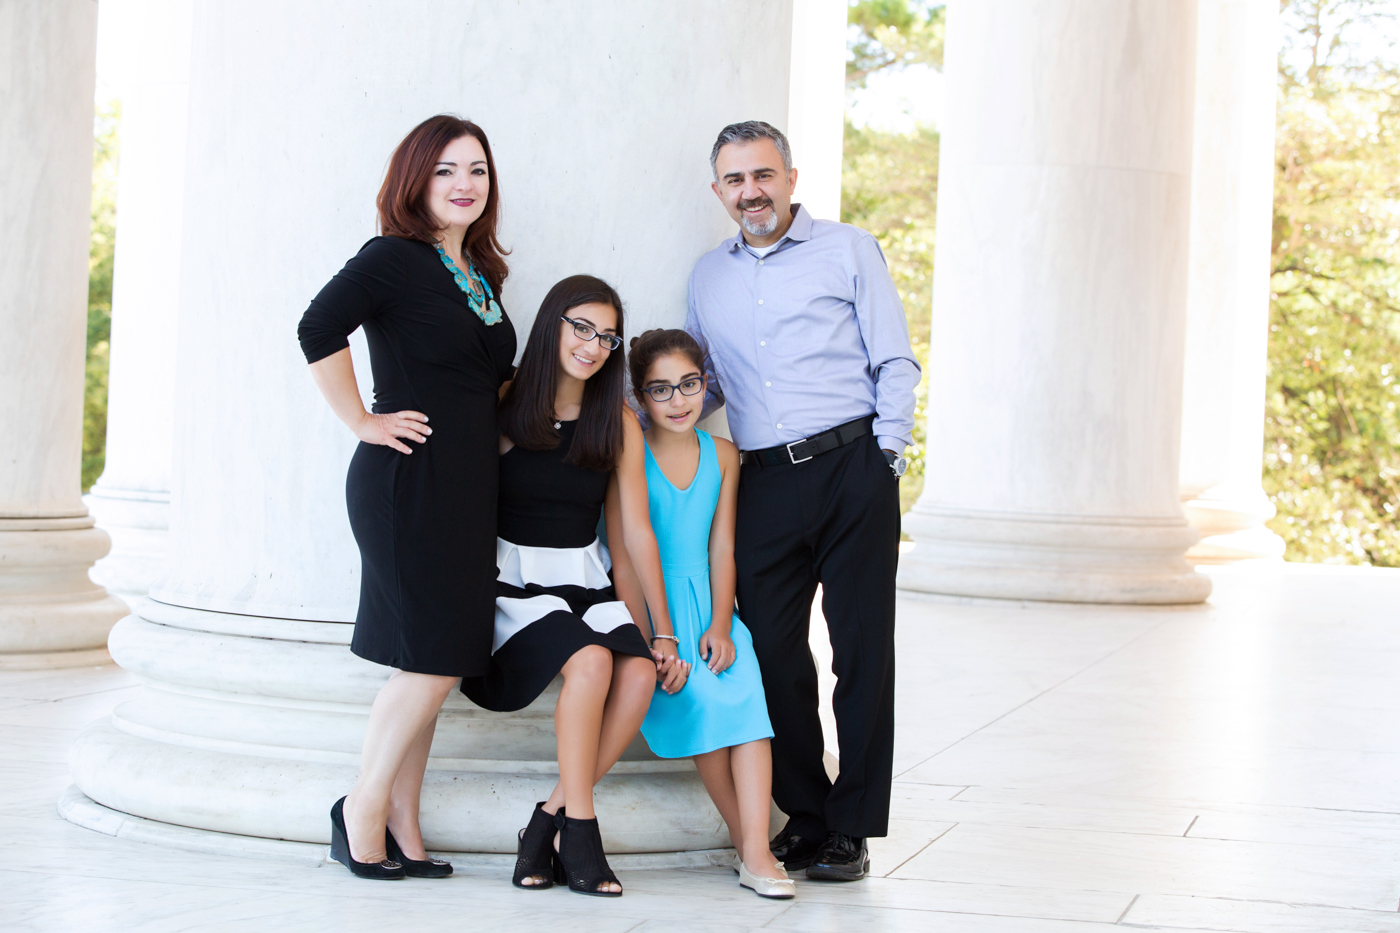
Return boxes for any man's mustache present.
[738,196,773,212]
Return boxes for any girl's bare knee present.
[564,644,613,682]
[621,655,656,692]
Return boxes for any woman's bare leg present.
[344,671,457,863]
[731,739,784,879]
[385,714,438,860]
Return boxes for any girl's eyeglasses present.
[643,378,704,402]
[561,315,623,351]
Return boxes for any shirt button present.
[760,341,766,347]
[777,423,783,429]
[758,260,765,265]
[765,381,771,387]
[758,299,764,305]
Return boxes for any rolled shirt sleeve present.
[297,237,405,365]
[851,233,921,451]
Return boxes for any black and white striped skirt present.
[459,537,653,712]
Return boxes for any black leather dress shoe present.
[769,826,822,872]
[806,832,870,881]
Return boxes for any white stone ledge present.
[139,598,353,644]
[57,784,733,870]
[71,718,729,852]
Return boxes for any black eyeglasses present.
[561,315,623,351]
[642,377,704,402]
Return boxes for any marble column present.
[898,0,1211,604]
[85,0,195,604]
[787,0,847,221]
[71,0,793,852]
[0,1,129,668]
[1178,0,1285,564]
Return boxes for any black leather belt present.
[742,416,874,468]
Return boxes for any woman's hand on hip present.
[355,410,431,455]
[698,627,736,675]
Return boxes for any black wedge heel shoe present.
[553,809,622,897]
[329,797,405,880]
[512,801,557,889]
[385,826,453,878]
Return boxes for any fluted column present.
[787,0,847,221]
[1178,0,1285,564]
[0,0,129,668]
[85,0,194,604]
[898,0,1211,604]
[71,0,793,852]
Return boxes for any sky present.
[846,61,944,133]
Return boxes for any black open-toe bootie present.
[553,809,622,897]
[512,801,557,890]
[329,796,405,880]
[385,826,453,878]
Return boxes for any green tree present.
[847,0,944,87]
[1265,0,1400,564]
[84,101,119,491]
[843,2,944,514]
[840,121,938,514]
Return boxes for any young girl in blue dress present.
[610,329,795,900]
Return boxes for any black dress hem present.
[460,610,652,712]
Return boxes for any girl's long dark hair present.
[499,275,626,471]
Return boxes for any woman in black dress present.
[297,115,516,880]
[463,276,690,896]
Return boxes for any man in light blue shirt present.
[686,121,920,882]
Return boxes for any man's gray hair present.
[709,121,793,180]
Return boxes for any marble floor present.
[5,562,1400,932]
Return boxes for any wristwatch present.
[882,449,908,478]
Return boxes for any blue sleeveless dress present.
[640,430,774,758]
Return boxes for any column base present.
[1181,483,1285,564]
[899,506,1212,604]
[69,599,759,853]
[57,784,734,868]
[84,485,169,604]
[0,516,128,659]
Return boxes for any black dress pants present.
[735,430,900,840]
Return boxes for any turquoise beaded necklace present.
[434,243,503,326]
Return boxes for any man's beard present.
[738,197,780,237]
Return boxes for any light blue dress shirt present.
[685,204,921,454]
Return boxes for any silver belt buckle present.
[786,438,813,464]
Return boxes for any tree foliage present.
[841,121,938,514]
[847,0,944,88]
[1265,0,1400,564]
[843,2,944,514]
[84,101,119,491]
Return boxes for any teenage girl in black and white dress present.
[461,274,690,897]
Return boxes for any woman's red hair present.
[377,114,509,293]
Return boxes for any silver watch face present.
[888,455,908,477]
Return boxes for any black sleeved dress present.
[297,236,517,676]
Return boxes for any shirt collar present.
[726,203,813,253]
